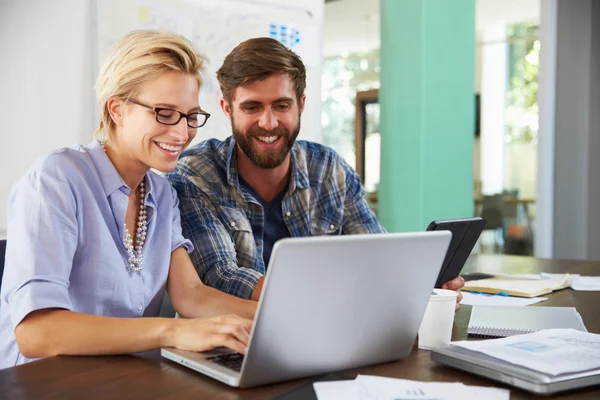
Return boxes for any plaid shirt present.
[167,137,385,299]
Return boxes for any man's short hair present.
[216,37,306,104]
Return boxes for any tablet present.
[427,217,487,288]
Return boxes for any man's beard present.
[232,116,301,169]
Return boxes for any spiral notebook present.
[467,306,587,338]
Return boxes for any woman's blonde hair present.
[94,30,206,139]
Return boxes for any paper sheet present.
[460,291,547,307]
[494,272,600,291]
[571,276,600,291]
[453,329,600,376]
[313,375,510,400]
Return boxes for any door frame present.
[354,88,379,181]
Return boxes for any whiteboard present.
[93,0,322,144]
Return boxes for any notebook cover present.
[468,306,588,338]
[462,274,570,298]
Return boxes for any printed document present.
[460,291,547,307]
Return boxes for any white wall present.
[535,0,557,258]
[0,0,95,239]
[549,0,600,260]
[0,0,325,238]
[536,0,600,260]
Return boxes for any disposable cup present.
[417,288,458,350]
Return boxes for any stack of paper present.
[453,329,600,376]
[313,375,510,400]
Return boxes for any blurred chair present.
[501,190,519,238]
[502,189,533,255]
[480,194,504,253]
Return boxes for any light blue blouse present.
[0,140,193,369]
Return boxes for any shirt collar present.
[225,137,240,188]
[289,144,310,191]
[86,140,155,205]
[224,136,310,192]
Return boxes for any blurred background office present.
[322,0,540,257]
[1,0,599,260]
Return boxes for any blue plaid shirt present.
[167,137,385,299]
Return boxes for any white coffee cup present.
[417,288,458,350]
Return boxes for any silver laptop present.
[161,231,452,388]
[432,345,600,395]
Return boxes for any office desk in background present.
[474,197,536,205]
[474,196,536,224]
[0,254,599,400]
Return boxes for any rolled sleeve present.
[3,157,78,330]
[170,186,194,254]
[203,260,263,300]
[174,177,261,299]
[8,279,73,330]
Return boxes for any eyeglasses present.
[126,98,210,128]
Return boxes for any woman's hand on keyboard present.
[168,314,253,354]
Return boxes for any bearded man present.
[167,37,465,307]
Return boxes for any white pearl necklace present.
[101,140,147,273]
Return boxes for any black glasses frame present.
[126,98,211,128]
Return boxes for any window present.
[321,49,380,170]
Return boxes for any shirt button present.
[255,206,260,212]
[138,305,143,311]
[256,241,260,246]
[286,211,291,217]
[330,225,335,230]
[230,221,236,227]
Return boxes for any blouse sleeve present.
[169,185,194,254]
[2,156,78,331]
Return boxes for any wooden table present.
[1,255,599,399]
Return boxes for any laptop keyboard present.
[206,353,244,372]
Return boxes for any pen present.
[472,291,509,297]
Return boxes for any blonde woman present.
[0,30,256,369]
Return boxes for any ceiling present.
[323,0,540,56]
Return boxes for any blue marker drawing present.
[507,341,557,352]
[268,23,301,49]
